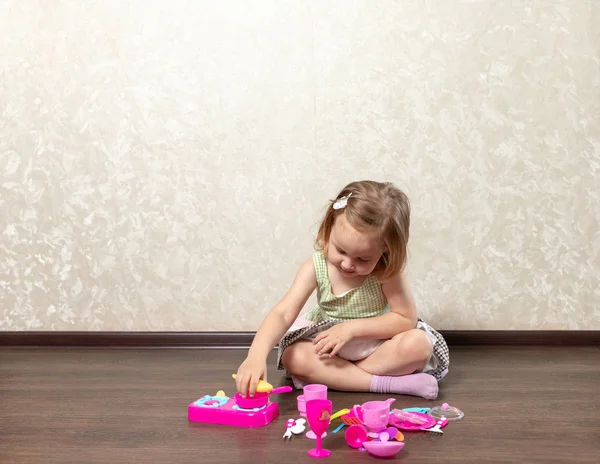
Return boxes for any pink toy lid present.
[427,402,464,420]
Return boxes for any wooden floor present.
[1,346,599,464]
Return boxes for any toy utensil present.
[332,423,346,434]
[290,418,306,435]
[283,419,295,440]
[231,374,274,393]
[422,418,448,434]
[333,409,362,434]
[269,386,293,395]
[341,411,362,426]
[368,426,400,441]
[382,427,400,441]
[330,409,351,434]
[422,423,443,434]
[330,409,350,421]
[341,416,362,428]
[403,407,431,414]
[391,409,430,425]
[331,409,350,421]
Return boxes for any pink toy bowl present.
[297,395,307,416]
[345,424,368,449]
[234,386,292,409]
[363,440,405,458]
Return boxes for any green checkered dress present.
[275,251,451,382]
[304,251,390,322]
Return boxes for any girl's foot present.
[370,373,438,400]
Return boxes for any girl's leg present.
[354,328,433,376]
[282,335,438,399]
[282,340,372,391]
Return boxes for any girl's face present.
[327,213,383,278]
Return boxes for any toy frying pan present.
[234,386,293,409]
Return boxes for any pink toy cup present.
[303,384,327,401]
[353,398,396,432]
[297,395,307,417]
[303,385,328,439]
[345,424,368,449]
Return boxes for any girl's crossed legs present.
[281,328,438,399]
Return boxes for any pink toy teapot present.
[353,398,396,432]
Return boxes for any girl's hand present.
[235,356,267,397]
[312,322,356,358]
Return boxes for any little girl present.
[235,181,449,400]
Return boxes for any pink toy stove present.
[188,394,279,428]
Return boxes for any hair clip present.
[333,193,352,210]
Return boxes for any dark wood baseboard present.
[0,331,255,348]
[0,330,599,348]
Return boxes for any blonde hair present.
[315,180,410,280]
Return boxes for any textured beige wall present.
[1,1,598,331]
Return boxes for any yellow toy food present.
[231,374,274,393]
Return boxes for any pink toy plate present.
[188,394,279,428]
[388,411,436,431]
